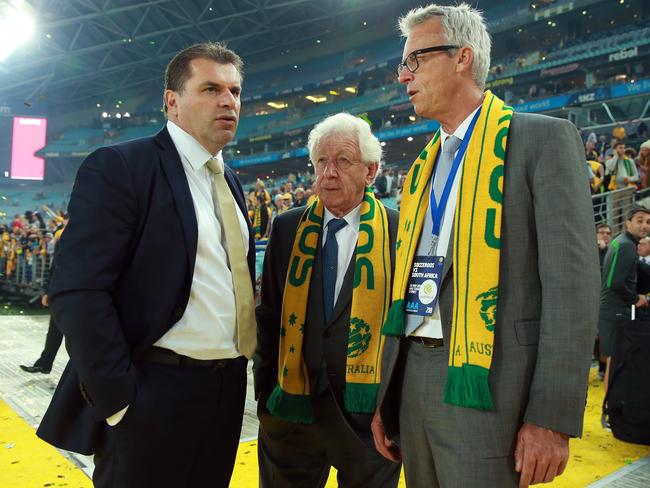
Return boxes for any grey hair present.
[307,113,383,173]
[398,3,491,89]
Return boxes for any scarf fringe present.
[444,364,494,410]
[381,300,405,336]
[344,383,379,414]
[266,384,314,424]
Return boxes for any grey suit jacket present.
[378,112,600,456]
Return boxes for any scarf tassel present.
[381,300,406,336]
[344,383,379,414]
[444,364,494,410]
[266,384,315,424]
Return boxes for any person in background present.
[292,187,307,208]
[599,207,650,391]
[636,140,650,189]
[597,223,613,269]
[19,223,67,375]
[253,194,272,240]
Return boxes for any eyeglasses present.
[314,157,359,172]
[395,45,459,77]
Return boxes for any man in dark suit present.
[255,113,401,487]
[371,4,599,488]
[37,42,256,487]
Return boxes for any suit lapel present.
[155,128,198,273]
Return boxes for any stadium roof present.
[0,0,454,112]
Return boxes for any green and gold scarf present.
[267,187,391,423]
[382,91,512,410]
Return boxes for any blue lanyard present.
[429,108,482,238]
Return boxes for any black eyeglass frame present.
[395,45,460,76]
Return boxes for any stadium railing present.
[0,253,53,298]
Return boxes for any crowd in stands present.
[584,123,650,194]
[0,207,67,284]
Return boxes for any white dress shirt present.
[412,105,481,338]
[106,120,249,426]
[322,204,361,306]
[154,120,249,359]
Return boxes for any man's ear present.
[366,162,380,185]
[456,46,474,76]
[164,90,177,117]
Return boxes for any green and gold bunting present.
[382,91,513,410]
[267,187,391,423]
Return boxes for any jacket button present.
[323,330,331,338]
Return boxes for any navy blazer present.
[37,127,255,455]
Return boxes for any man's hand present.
[41,294,49,307]
[371,409,401,463]
[514,423,569,487]
[636,294,648,308]
[597,239,607,250]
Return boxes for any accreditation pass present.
[404,255,444,316]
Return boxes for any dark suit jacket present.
[36,127,255,455]
[255,204,399,444]
[378,113,600,455]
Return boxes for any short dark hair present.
[614,142,625,149]
[163,42,243,112]
[626,206,650,221]
[596,223,612,232]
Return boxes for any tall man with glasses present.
[37,43,255,487]
[255,113,401,487]
[371,4,599,487]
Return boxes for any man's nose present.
[323,161,339,178]
[219,91,237,108]
[398,68,413,84]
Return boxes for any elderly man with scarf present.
[371,4,600,488]
[254,112,401,487]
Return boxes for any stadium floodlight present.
[0,1,35,63]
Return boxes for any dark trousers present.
[257,389,400,488]
[93,356,247,488]
[35,317,63,369]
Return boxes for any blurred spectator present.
[586,131,598,145]
[612,124,626,141]
[19,221,66,375]
[596,134,608,160]
[292,188,307,208]
[374,169,388,198]
[250,179,271,206]
[638,236,650,265]
[604,137,618,160]
[638,120,648,140]
[636,140,650,189]
[282,192,293,209]
[588,159,604,194]
[606,142,638,190]
[585,141,599,161]
[252,195,271,240]
[597,224,612,269]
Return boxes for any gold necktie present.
[206,157,256,359]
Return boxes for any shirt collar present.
[167,120,223,171]
[439,104,481,153]
[323,202,362,232]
